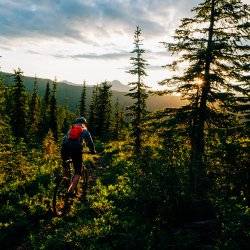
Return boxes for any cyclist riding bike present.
[61,117,96,193]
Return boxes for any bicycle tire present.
[81,167,89,199]
[52,176,71,216]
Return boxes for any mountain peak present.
[111,80,129,92]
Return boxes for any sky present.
[0,0,249,89]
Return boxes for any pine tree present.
[10,68,27,139]
[28,77,41,142]
[127,26,149,156]
[49,80,58,140]
[0,78,10,142]
[113,98,122,139]
[79,80,87,117]
[161,0,250,195]
[44,81,50,108]
[96,81,112,140]
[88,86,99,136]
[40,81,51,137]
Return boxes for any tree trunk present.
[191,0,215,196]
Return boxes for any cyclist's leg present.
[67,149,82,193]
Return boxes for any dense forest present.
[0,0,249,249]
[0,72,184,112]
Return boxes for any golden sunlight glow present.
[195,77,204,88]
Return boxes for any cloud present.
[52,49,171,61]
[26,50,42,55]
[53,51,130,60]
[0,0,200,44]
[0,45,12,51]
[119,64,164,71]
[148,65,164,71]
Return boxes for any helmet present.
[74,116,87,124]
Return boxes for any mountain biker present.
[61,116,96,193]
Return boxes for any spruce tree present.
[49,80,58,140]
[113,98,122,139]
[10,68,27,139]
[161,0,249,195]
[79,80,87,117]
[127,26,149,156]
[40,81,51,137]
[44,81,50,108]
[0,78,11,142]
[28,77,41,142]
[88,86,99,136]
[96,81,112,140]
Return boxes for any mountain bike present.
[52,159,91,217]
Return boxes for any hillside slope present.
[1,72,183,111]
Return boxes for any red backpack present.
[68,125,84,140]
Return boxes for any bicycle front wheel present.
[52,177,71,216]
[81,168,89,199]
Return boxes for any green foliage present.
[79,80,87,117]
[40,81,51,137]
[27,77,41,144]
[0,139,60,249]
[215,198,250,249]
[88,85,99,136]
[126,26,149,156]
[49,81,58,140]
[95,81,113,140]
[10,68,27,139]
[161,0,250,196]
[0,1,249,249]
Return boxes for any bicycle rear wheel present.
[81,167,89,199]
[52,176,71,216]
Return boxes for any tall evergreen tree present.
[0,78,10,142]
[88,86,99,136]
[79,80,87,117]
[28,77,41,142]
[49,80,58,140]
[44,81,50,108]
[40,81,51,137]
[96,81,112,140]
[127,26,149,156]
[161,0,249,195]
[113,98,122,139]
[10,68,27,139]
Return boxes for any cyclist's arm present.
[80,130,96,153]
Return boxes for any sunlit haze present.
[0,0,249,89]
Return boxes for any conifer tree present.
[0,76,13,165]
[161,0,250,195]
[49,80,58,140]
[28,77,41,142]
[79,80,87,117]
[44,81,50,108]
[96,81,112,140]
[10,68,27,139]
[113,98,122,139]
[40,81,51,137]
[127,26,149,156]
[0,78,10,142]
[88,86,99,136]
[0,78,6,122]
[62,117,70,134]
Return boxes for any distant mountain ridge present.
[1,72,183,112]
[110,80,130,92]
